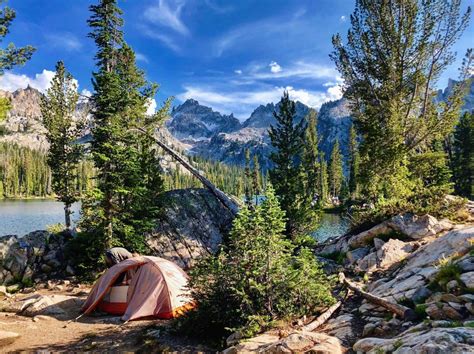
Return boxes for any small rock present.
[362,323,376,337]
[465,303,474,314]
[41,264,52,273]
[458,294,474,303]
[412,287,432,304]
[446,280,459,293]
[373,238,385,250]
[0,286,8,297]
[346,247,370,264]
[32,315,54,322]
[0,330,20,346]
[388,318,401,327]
[447,302,463,311]
[442,304,463,320]
[457,257,474,272]
[440,293,461,303]
[460,271,474,289]
[426,304,445,320]
[431,320,452,328]
[65,265,75,276]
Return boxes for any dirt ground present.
[0,287,206,353]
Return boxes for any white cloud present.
[269,61,282,73]
[136,53,149,63]
[0,70,56,93]
[242,61,339,81]
[144,0,189,36]
[234,69,242,75]
[146,98,158,115]
[177,83,343,119]
[81,89,92,98]
[340,15,347,22]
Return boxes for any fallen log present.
[142,127,240,215]
[338,273,416,320]
[300,300,343,332]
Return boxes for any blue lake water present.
[312,212,351,242]
[0,199,81,236]
[0,199,350,241]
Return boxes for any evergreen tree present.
[41,61,83,230]
[268,91,314,237]
[0,0,35,121]
[348,123,360,199]
[452,111,474,198]
[84,0,169,252]
[252,154,261,205]
[329,140,343,199]
[319,153,329,206]
[302,109,320,205]
[244,148,252,205]
[176,184,334,341]
[331,0,472,205]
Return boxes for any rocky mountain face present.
[167,99,241,141]
[171,98,352,169]
[0,87,48,151]
[436,76,474,113]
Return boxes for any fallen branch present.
[300,300,343,332]
[144,127,240,215]
[338,273,416,320]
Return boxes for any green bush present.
[174,185,335,344]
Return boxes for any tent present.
[81,256,194,321]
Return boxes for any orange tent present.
[81,256,193,321]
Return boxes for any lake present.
[0,199,81,236]
[312,212,351,242]
[0,199,350,241]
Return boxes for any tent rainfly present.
[81,256,194,321]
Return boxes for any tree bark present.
[64,203,71,230]
[300,300,343,332]
[339,272,416,320]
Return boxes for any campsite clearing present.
[0,287,204,352]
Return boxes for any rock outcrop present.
[0,231,71,286]
[146,188,234,268]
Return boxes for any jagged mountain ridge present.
[171,98,352,169]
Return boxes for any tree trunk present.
[64,203,72,230]
[339,273,416,320]
[301,300,343,332]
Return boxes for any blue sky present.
[1,0,473,120]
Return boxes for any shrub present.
[174,185,335,344]
[46,223,65,234]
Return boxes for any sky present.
[1,0,473,120]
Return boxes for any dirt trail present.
[0,287,200,352]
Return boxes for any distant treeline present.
[163,154,264,197]
[0,143,94,198]
[0,143,262,199]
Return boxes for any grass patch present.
[429,257,462,292]
[415,304,428,318]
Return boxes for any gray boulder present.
[146,188,234,268]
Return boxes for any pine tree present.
[252,154,261,205]
[319,153,329,206]
[244,148,252,205]
[177,184,335,341]
[41,61,83,230]
[84,0,169,252]
[269,91,314,237]
[329,140,343,200]
[302,109,320,206]
[452,111,474,198]
[348,123,360,199]
[0,0,35,121]
[331,0,472,204]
